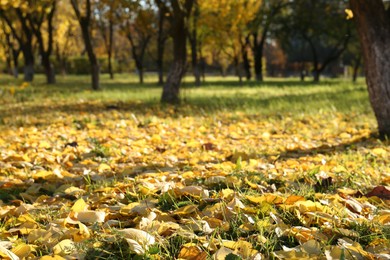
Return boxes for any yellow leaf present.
[71,198,88,213]
[246,194,284,205]
[222,240,258,258]
[295,200,325,213]
[64,186,86,196]
[53,239,76,256]
[0,241,19,260]
[12,244,32,258]
[372,148,387,157]
[285,195,305,205]
[345,9,353,19]
[98,163,111,172]
[9,86,15,95]
[40,256,66,260]
[76,210,106,223]
[39,141,51,149]
[339,132,351,139]
[73,222,90,242]
[178,245,207,260]
[173,205,198,216]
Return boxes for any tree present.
[0,21,20,78]
[70,0,100,90]
[96,1,117,80]
[250,0,288,81]
[349,0,390,137]
[118,1,154,84]
[155,0,170,85]
[156,0,194,104]
[0,2,35,81]
[279,0,351,82]
[188,0,201,86]
[53,1,82,76]
[199,0,261,84]
[342,29,362,83]
[28,0,57,84]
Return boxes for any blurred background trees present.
[0,0,361,94]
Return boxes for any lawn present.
[0,74,389,259]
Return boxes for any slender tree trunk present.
[125,29,150,85]
[81,22,100,90]
[22,46,34,82]
[300,62,306,81]
[108,20,114,79]
[157,6,166,85]
[313,70,320,82]
[242,36,251,81]
[108,51,113,79]
[253,31,266,82]
[55,43,66,75]
[71,0,100,90]
[135,59,144,84]
[91,63,100,90]
[42,54,56,84]
[190,2,201,86]
[350,0,390,137]
[5,50,12,76]
[157,50,164,85]
[12,49,20,78]
[352,55,362,82]
[190,37,201,86]
[234,56,243,85]
[200,58,206,83]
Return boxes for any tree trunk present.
[190,3,201,86]
[5,51,12,76]
[242,36,251,81]
[313,70,320,82]
[253,31,267,82]
[22,46,34,82]
[42,55,56,84]
[234,56,243,85]
[161,1,193,104]
[350,0,390,137]
[108,20,114,80]
[81,22,100,90]
[190,36,201,86]
[162,61,185,103]
[12,50,19,78]
[253,37,263,81]
[71,0,100,90]
[135,60,144,84]
[108,50,114,79]
[157,56,164,85]
[157,6,166,85]
[352,55,362,82]
[91,63,100,91]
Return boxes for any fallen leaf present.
[53,239,76,256]
[75,210,106,223]
[365,186,390,200]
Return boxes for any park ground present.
[0,74,389,259]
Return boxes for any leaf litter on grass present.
[0,100,390,259]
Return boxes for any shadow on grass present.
[0,85,368,122]
[196,79,344,89]
[277,134,383,160]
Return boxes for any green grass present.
[0,73,373,121]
